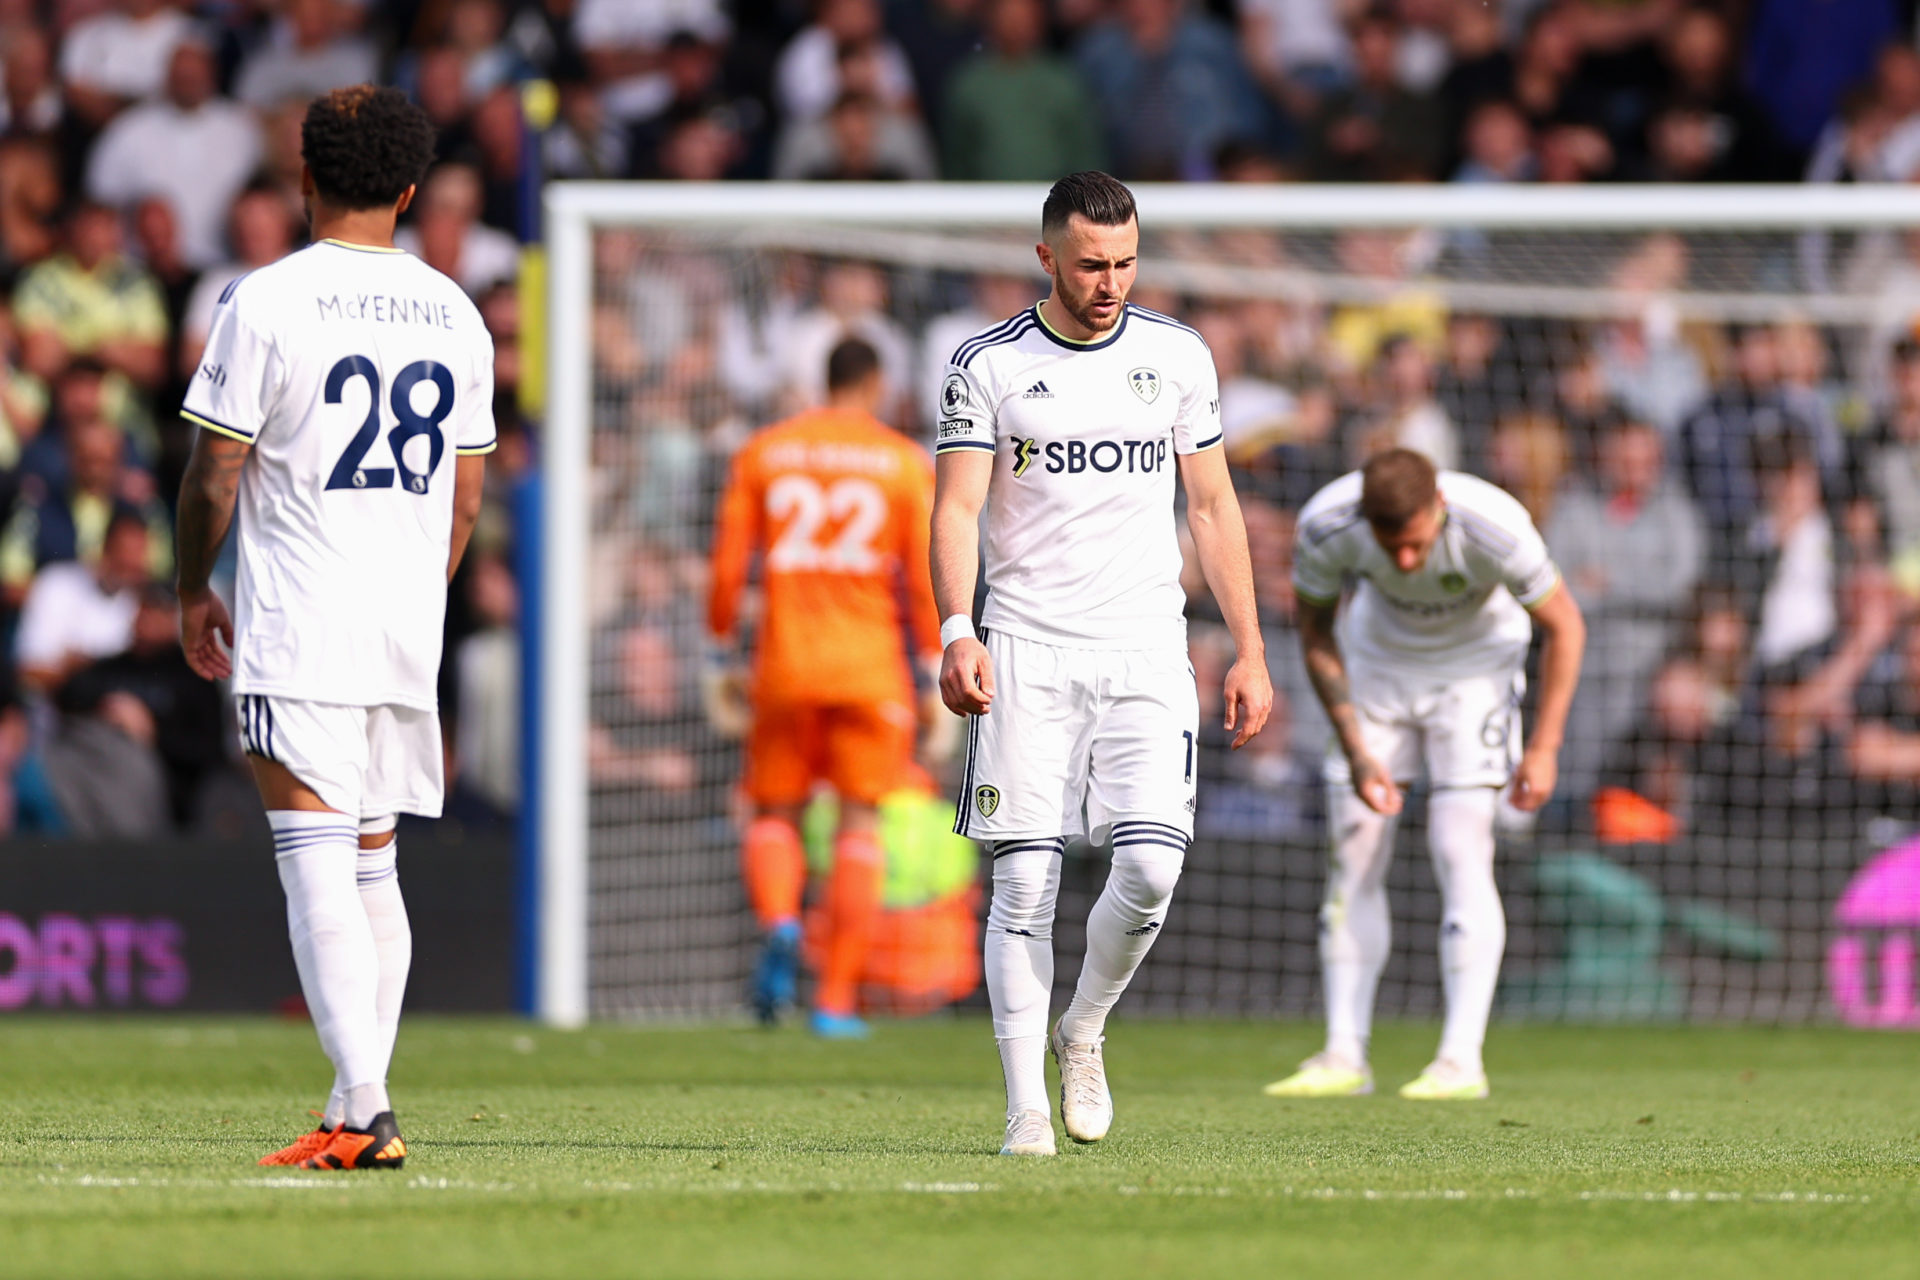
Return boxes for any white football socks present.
[984,839,1064,1116]
[358,824,411,1100]
[1320,786,1397,1065]
[1056,822,1186,1045]
[1428,787,1505,1075]
[270,810,390,1130]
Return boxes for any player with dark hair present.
[1270,448,1585,1101]
[176,85,493,1169]
[708,337,942,1038]
[933,172,1271,1155]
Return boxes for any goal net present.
[538,183,1920,1029]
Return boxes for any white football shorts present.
[953,629,1199,844]
[236,694,445,820]
[1323,660,1524,792]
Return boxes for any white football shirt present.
[937,302,1223,650]
[1292,469,1559,676]
[181,239,497,710]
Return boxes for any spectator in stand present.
[454,549,518,814]
[0,26,63,139]
[58,0,194,127]
[775,259,912,417]
[1453,98,1535,182]
[627,33,765,180]
[0,302,44,495]
[1676,321,1831,552]
[0,415,167,603]
[918,272,1034,418]
[886,0,980,136]
[1353,332,1458,469]
[1074,0,1266,180]
[85,38,261,270]
[1653,6,1789,182]
[942,0,1104,182]
[414,42,477,158]
[465,84,528,232]
[129,197,192,361]
[779,88,932,180]
[1547,418,1706,798]
[545,76,630,179]
[1843,623,1920,819]
[1436,0,1512,160]
[0,679,62,835]
[650,104,749,181]
[1435,312,1527,476]
[435,0,532,100]
[1839,337,1920,585]
[394,162,520,297]
[1238,0,1352,126]
[13,200,167,393]
[1733,434,1840,678]
[777,38,937,180]
[1485,409,1569,528]
[776,0,918,127]
[0,134,61,272]
[234,0,378,108]
[55,581,224,827]
[13,504,148,693]
[178,184,299,383]
[573,0,732,124]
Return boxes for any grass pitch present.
[1,1016,1914,1279]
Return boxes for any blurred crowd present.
[14,0,1920,847]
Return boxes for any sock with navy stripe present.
[985,838,1064,1117]
[269,810,389,1130]
[1055,822,1188,1045]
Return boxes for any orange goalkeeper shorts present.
[745,698,916,808]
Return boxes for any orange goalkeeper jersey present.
[708,406,940,707]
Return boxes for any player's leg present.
[1267,677,1416,1098]
[355,814,410,1113]
[1050,646,1197,1141]
[965,631,1081,1155]
[243,697,397,1168]
[1400,672,1518,1101]
[740,704,812,1024]
[811,700,915,1038]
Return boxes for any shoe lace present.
[1058,1038,1106,1112]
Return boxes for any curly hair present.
[301,85,438,211]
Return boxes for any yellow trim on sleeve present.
[455,441,499,456]
[1519,573,1563,612]
[180,409,255,444]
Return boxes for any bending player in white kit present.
[931,172,1272,1156]
[1267,449,1584,1101]
[175,86,494,1168]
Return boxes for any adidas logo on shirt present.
[1022,381,1054,399]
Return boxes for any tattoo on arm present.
[1298,598,1366,757]
[175,431,250,594]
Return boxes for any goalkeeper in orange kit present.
[706,337,944,1037]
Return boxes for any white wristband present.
[940,614,975,649]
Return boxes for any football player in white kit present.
[931,172,1273,1156]
[1267,449,1584,1101]
[174,86,494,1169]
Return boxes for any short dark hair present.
[302,85,438,211]
[1360,447,1439,530]
[826,336,881,392]
[1041,171,1137,241]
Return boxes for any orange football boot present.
[298,1111,407,1170]
[259,1113,335,1167]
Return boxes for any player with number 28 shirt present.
[174,86,494,1172]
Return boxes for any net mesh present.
[579,210,1920,1026]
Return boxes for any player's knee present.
[987,856,1059,937]
[1109,847,1184,915]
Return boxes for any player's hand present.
[1508,746,1558,812]
[939,637,994,716]
[178,587,233,681]
[1222,655,1273,750]
[698,647,752,739]
[1350,753,1402,816]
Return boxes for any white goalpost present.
[539,181,1920,1028]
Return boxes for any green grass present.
[1,1017,1916,1279]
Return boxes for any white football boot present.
[1050,1027,1113,1144]
[999,1109,1057,1156]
